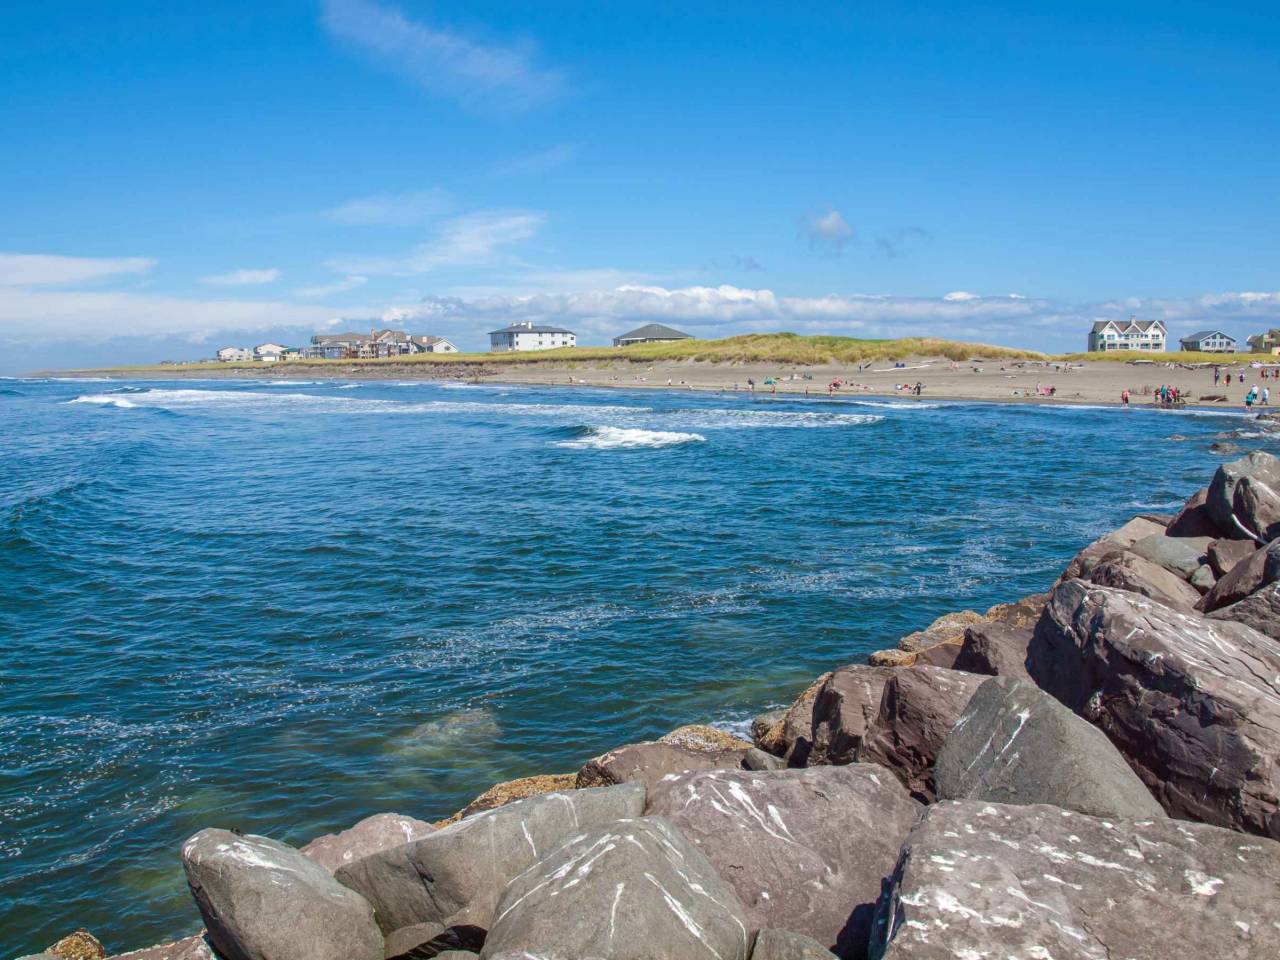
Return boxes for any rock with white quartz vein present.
[647,766,920,959]
[181,829,383,960]
[935,676,1164,819]
[334,783,644,935]
[869,801,1280,960]
[300,812,435,873]
[1029,579,1280,837]
[750,929,839,959]
[481,816,751,960]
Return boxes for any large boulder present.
[1166,486,1224,537]
[335,783,645,935]
[1197,538,1280,612]
[481,816,751,960]
[806,665,897,766]
[107,938,214,960]
[1088,550,1203,609]
[647,766,921,959]
[870,801,1280,960]
[1206,450,1280,541]
[896,610,984,652]
[1208,581,1280,640]
[452,773,577,821]
[181,829,383,960]
[576,740,745,789]
[1029,579,1280,837]
[856,665,987,801]
[751,930,838,960]
[951,620,1032,681]
[757,674,830,762]
[1128,533,1212,580]
[935,676,1163,818]
[300,813,435,873]
[1058,516,1166,582]
[1209,536,1257,576]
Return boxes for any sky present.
[1,0,1277,371]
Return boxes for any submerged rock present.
[1030,579,1280,837]
[647,766,920,959]
[870,801,1280,960]
[482,816,751,960]
[300,813,435,873]
[935,676,1163,819]
[335,783,644,935]
[181,829,383,960]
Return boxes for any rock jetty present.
[20,450,1280,960]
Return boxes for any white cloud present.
[329,210,544,275]
[799,209,854,253]
[325,188,451,226]
[0,253,155,287]
[200,268,281,286]
[295,275,369,297]
[321,0,565,112]
[943,290,980,301]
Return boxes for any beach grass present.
[1055,349,1262,365]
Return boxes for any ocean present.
[0,376,1270,954]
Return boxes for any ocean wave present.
[337,383,360,389]
[555,426,706,449]
[68,394,137,408]
[663,408,884,429]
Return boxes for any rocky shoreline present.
[19,451,1280,960]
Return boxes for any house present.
[488,321,576,352]
[612,323,693,347]
[217,346,252,362]
[307,329,459,359]
[1178,330,1237,353]
[1087,317,1166,352]
[1249,330,1280,355]
[410,335,457,353]
[254,342,290,362]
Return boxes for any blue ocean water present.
[0,376,1270,954]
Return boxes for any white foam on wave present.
[338,383,360,389]
[555,426,706,449]
[668,408,884,429]
[68,394,137,408]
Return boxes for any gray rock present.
[1209,536,1257,576]
[952,620,1032,680]
[1128,533,1211,579]
[1208,581,1280,639]
[300,812,434,874]
[647,766,920,959]
[870,801,1280,960]
[1166,485,1223,537]
[432,953,477,960]
[181,829,383,960]
[1207,449,1280,540]
[1058,516,1166,582]
[1087,550,1203,609]
[743,746,786,771]
[806,665,897,766]
[1198,538,1280,612]
[1190,562,1216,592]
[107,937,215,960]
[751,709,787,746]
[935,676,1164,818]
[335,783,645,935]
[757,674,830,763]
[481,816,751,960]
[856,665,987,801]
[576,740,745,789]
[383,923,484,960]
[751,929,838,960]
[1029,579,1280,837]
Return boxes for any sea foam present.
[555,426,705,449]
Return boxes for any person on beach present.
[1265,386,1271,406]
[1214,367,1221,386]
[747,377,755,392]
[1246,389,1255,410]
[1121,389,1130,408]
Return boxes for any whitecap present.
[67,394,137,408]
[555,426,705,449]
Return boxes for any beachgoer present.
[1265,387,1272,406]
[1121,389,1130,408]
[1214,367,1221,385]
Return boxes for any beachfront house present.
[1178,331,1237,353]
[612,323,693,347]
[1087,317,1166,352]
[306,329,458,359]
[254,343,289,362]
[217,346,252,362]
[488,321,576,351]
[1248,330,1280,355]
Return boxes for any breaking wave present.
[555,426,706,449]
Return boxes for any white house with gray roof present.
[488,321,576,351]
[1087,317,1166,352]
[1178,330,1236,353]
[612,323,693,347]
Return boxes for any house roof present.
[1181,330,1234,342]
[1091,318,1165,333]
[488,324,575,335]
[411,335,447,346]
[614,323,693,341]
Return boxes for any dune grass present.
[84,333,1046,374]
[1055,349,1260,365]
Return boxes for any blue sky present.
[1,1,1277,369]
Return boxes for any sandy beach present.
[72,355,1277,410]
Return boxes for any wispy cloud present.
[329,209,544,275]
[875,226,932,259]
[295,275,369,297]
[0,253,155,286]
[490,143,578,177]
[325,188,451,227]
[320,0,566,112]
[799,209,854,254]
[200,268,281,286]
